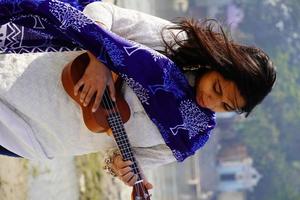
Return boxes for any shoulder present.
[84,2,173,27]
[84,1,114,13]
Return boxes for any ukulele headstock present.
[131,180,151,200]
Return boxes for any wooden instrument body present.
[61,52,130,133]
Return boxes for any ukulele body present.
[61,52,130,133]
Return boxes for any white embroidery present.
[49,0,93,32]
[124,41,166,62]
[172,149,185,161]
[170,99,212,139]
[121,74,150,105]
[102,37,125,67]
[149,60,187,98]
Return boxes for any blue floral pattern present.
[172,149,185,162]
[120,73,150,105]
[49,0,93,32]
[124,41,166,62]
[170,99,214,139]
[149,60,188,99]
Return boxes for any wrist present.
[103,149,121,177]
[87,51,98,63]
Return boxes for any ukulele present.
[61,52,151,200]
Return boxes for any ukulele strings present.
[101,88,147,194]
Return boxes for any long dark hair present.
[161,18,276,116]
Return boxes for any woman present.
[76,2,276,188]
[0,1,276,189]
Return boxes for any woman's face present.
[195,71,246,112]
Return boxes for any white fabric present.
[83,2,177,51]
[0,2,178,168]
[0,99,45,159]
[0,51,116,159]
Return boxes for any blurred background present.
[1,0,299,200]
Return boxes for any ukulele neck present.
[107,112,142,180]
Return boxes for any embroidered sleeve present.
[132,144,176,171]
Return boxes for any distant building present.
[216,144,261,192]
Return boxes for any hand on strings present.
[112,154,154,190]
[74,51,116,112]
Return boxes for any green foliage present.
[204,0,300,198]
[235,48,300,199]
[75,153,104,200]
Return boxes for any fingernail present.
[84,103,87,107]
[92,108,96,112]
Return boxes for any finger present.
[113,156,131,167]
[118,166,132,176]
[83,87,96,107]
[74,79,84,96]
[80,85,90,103]
[140,171,153,189]
[116,159,133,169]
[127,174,138,186]
[92,88,105,112]
[144,181,154,190]
[107,79,116,102]
[121,172,136,186]
[113,155,123,166]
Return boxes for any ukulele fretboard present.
[107,112,142,180]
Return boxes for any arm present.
[83,2,113,30]
[73,2,116,111]
[82,1,178,185]
[83,2,180,51]
[103,144,176,188]
[78,2,186,110]
[73,51,115,112]
[132,145,176,171]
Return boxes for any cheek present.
[195,81,209,107]
[195,79,212,98]
[195,81,203,97]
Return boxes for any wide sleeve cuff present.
[83,2,114,30]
